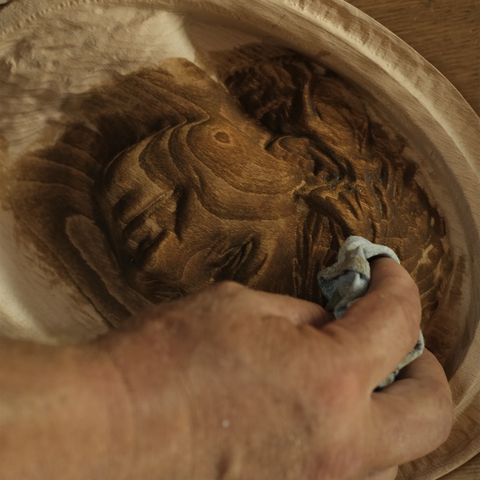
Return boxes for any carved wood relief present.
[1,2,479,479]
[7,47,453,369]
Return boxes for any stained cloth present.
[317,236,424,388]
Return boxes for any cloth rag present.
[317,236,424,388]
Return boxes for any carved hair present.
[219,47,452,320]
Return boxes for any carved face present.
[95,104,308,301]
[94,54,449,316]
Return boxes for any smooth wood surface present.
[345,0,480,116]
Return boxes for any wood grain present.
[440,453,480,480]
[345,0,480,116]
[0,1,479,479]
[2,0,478,114]
[87,52,451,324]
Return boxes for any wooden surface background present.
[1,0,479,478]
[345,0,480,117]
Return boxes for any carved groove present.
[8,47,452,346]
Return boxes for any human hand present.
[97,258,452,480]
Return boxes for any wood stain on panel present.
[4,47,455,366]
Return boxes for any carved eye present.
[214,131,231,144]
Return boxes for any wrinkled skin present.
[94,259,450,480]
[0,259,452,479]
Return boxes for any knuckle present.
[329,361,366,401]
[438,410,453,444]
[424,378,453,444]
[392,292,421,346]
[319,441,366,480]
[319,326,369,398]
[433,405,453,447]
[436,384,453,439]
[341,368,367,398]
[211,280,244,294]
[401,273,420,296]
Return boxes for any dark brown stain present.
[211,44,454,324]
[4,46,455,362]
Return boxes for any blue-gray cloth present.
[317,236,424,388]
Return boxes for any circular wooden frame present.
[1,1,479,478]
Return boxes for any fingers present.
[368,349,452,470]
[146,281,334,329]
[224,285,334,329]
[319,257,422,390]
